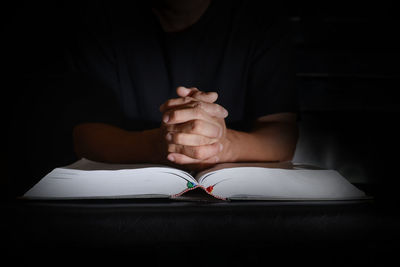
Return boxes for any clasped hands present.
[159,86,230,170]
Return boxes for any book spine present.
[170,185,199,198]
[170,185,227,200]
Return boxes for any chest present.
[113,18,252,124]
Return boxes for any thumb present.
[176,86,198,97]
[176,86,218,103]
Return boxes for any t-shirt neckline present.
[157,0,217,38]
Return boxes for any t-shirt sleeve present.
[63,2,123,127]
[245,17,299,120]
[62,73,124,128]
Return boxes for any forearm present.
[223,122,299,163]
[73,123,163,164]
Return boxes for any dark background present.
[1,1,400,200]
[1,1,400,265]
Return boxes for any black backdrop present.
[2,1,400,200]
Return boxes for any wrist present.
[219,129,238,163]
[138,128,165,164]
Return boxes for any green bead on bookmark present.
[187,181,195,188]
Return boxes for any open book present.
[23,158,367,201]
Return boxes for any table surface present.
[3,184,400,265]
[3,190,398,243]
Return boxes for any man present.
[69,0,299,171]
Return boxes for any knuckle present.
[219,106,228,117]
[193,106,203,116]
[193,91,202,99]
[193,147,206,159]
[200,136,210,145]
[191,120,201,132]
[192,148,202,159]
[167,144,175,153]
[189,101,198,108]
[165,99,174,107]
[169,110,178,121]
[215,126,222,138]
[173,133,184,144]
[183,96,192,103]
[214,104,225,116]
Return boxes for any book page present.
[23,158,197,199]
[197,165,366,200]
[195,161,324,181]
[65,158,179,171]
[195,161,295,181]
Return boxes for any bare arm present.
[72,87,222,165]
[222,113,298,163]
[73,87,298,170]
[163,107,298,166]
[73,123,164,164]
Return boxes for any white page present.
[24,159,197,199]
[65,158,188,172]
[198,167,366,200]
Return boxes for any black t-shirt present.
[66,0,298,131]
